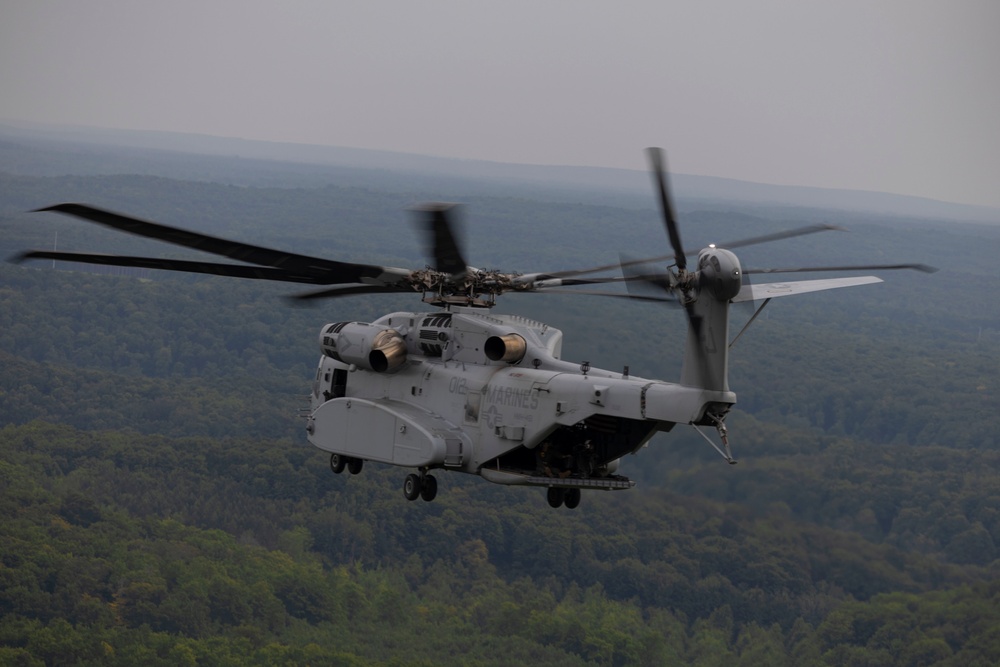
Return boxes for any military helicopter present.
[15,148,934,508]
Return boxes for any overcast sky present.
[2,1,998,208]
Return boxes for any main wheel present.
[564,488,581,509]
[420,474,438,502]
[347,458,364,475]
[546,487,565,508]
[330,453,346,474]
[403,473,423,501]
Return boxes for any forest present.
[1,134,999,665]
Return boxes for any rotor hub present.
[698,247,743,301]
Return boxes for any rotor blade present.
[531,224,842,281]
[646,147,686,272]
[14,250,339,284]
[716,223,846,250]
[529,287,679,303]
[413,203,468,280]
[35,203,402,285]
[524,254,686,306]
[289,284,417,301]
[521,254,678,282]
[524,268,735,291]
[521,275,632,288]
[745,263,938,275]
[619,252,677,301]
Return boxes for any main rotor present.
[14,149,935,311]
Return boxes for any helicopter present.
[15,148,935,508]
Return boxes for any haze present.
[2,0,998,209]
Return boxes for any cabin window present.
[332,368,348,398]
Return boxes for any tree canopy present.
[1,139,998,665]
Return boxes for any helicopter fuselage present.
[306,306,736,490]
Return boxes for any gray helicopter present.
[16,149,934,508]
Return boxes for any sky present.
[2,1,999,208]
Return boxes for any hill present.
[1,133,999,665]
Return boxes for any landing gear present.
[420,475,438,502]
[403,472,438,502]
[329,453,364,475]
[547,487,581,509]
[692,412,738,464]
[403,473,422,500]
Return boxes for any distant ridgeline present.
[2,121,999,221]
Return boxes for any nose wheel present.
[403,472,438,502]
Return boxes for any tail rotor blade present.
[646,147,686,271]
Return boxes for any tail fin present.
[680,293,731,392]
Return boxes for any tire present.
[347,458,364,475]
[330,453,346,474]
[420,475,438,502]
[403,473,422,501]
[564,488,581,509]
[546,487,565,508]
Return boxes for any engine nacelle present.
[485,333,527,363]
[319,322,407,372]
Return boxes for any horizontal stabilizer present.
[732,276,882,303]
